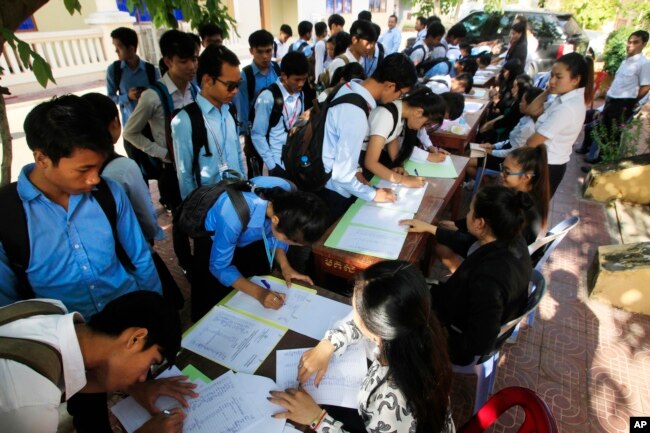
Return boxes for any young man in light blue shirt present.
[251,51,309,178]
[289,21,314,57]
[171,45,245,199]
[378,14,401,54]
[318,53,418,223]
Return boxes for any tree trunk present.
[0,0,49,43]
[0,94,12,186]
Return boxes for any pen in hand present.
[414,169,420,176]
[261,279,271,289]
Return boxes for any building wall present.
[268,1,299,35]
[32,0,98,32]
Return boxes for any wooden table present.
[311,155,469,281]
[428,98,490,154]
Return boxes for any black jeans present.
[548,163,567,198]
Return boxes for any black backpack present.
[112,60,157,99]
[0,179,135,300]
[282,83,370,192]
[174,177,251,239]
[416,57,453,78]
[250,83,303,142]
[289,41,309,54]
[243,62,282,109]
[402,43,427,58]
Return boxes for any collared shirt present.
[171,94,245,199]
[102,156,164,242]
[425,74,452,94]
[234,62,280,134]
[607,54,650,100]
[273,38,289,60]
[289,40,313,58]
[205,176,291,287]
[535,87,586,165]
[123,73,196,161]
[106,58,160,125]
[363,44,381,77]
[314,39,331,81]
[416,28,427,42]
[409,40,429,66]
[323,80,377,201]
[365,100,404,150]
[327,49,364,80]
[379,27,401,54]
[251,79,304,170]
[492,116,536,158]
[431,38,448,59]
[0,300,86,433]
[0,165,162,318]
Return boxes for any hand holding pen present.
[260,278,286,309]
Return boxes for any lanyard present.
[261,223,276,271]
[282,95,301,130]
[202,112,228,171]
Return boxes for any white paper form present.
[232,373,286,433]
[275,345,368,409]
[183,371,263,433]
[225,276,351,340]
[111,366,198,433]
[464,101,484,113]
[349,205,413,233]
[370,179,427,214]
[182,306,286,373]
[337,225,407,259]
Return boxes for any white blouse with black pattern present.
[317,320,455,433]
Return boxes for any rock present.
[588,242,650,315]
[583,153,650,205]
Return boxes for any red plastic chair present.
[458,386,558,433]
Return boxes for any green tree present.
[561,0,619,30]
[0,0,235,185]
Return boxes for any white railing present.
[1,28,110,87]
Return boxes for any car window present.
[496,12,516,38]
[462,12,490,39]
[559,15,582,36]
[541,14,564,40]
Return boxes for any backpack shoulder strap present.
[273,40,278,58]
[144,62,156,85]
[182,102,210,188]
[243,65,255,107]
[112,61,123,95]
[382,102,400,138]
[328,85,370,117]
[378,43,385,62]
[224,187,251,232]
[92,179,135,272]
[267,83,286,135]
[228,103,240,129]
[150,81,173,118]
[271,61,281,77]
[339,54,350,65]
[0,299,66,327]
[0,183,33,300]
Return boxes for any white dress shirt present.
[0,299,86,433]
[314,38,330,81]
[492,116,536,158]
[327,49,363,80]
[535,87,586,165]
[607,54,650,100]
[409,40,430,65]
[364,100,404,150]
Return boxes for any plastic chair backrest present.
[528,216,580,270]
[458,386,559,433]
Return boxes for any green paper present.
[181,364,211,384]
[404,159,457,178]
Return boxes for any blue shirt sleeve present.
[106,63,129,106]
[171,110,198,199]
[250,90,276,170]
[206,200,245,287]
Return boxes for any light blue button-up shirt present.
[106,59,160,125]
[379,28,401,54]
[289,40,314,58]
[171,94,245,199]
[0,164,162,318]
[234,62,280,134]
[363,44,382,77]
[323,81,377,201]
[251,79,304,170]
[205,176,291,287]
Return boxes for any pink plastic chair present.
[458,386,559,433]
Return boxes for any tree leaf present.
[17,41,31,67]
[63,0,82,15]
[31,56,55,87]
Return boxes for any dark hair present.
[158,57,168,75]
[447,23,467,39]
[199,23,223,40]
[315,21,328,38]
[254,187,329,244]
[280,24,293,37]
[473,185,534,242]
[477,53,491,67]
[523,86,544,104]
[458,57,478,76]
[280,51,310,76]
[389,14,398,22]
[455,72,473,94]
[556,52,594,104]
[372,23,381,38]
[81,93,119,127]
[159,30,196,59]
[248,29,274,48]
[459,42,472,53]
[24,95,112,165]
[297,20,313,37]
[350,19,377,42]
[358,10,372,21]
[331,31,352,57]
[416,16,427,26]
[498,59,524,91]
[514,73,533,99]
[426,22,446,39]
[507,22,528,58]
[328,14,345,29]
[110,27,138,49]
[87,291,182,366]
[427,16,442,25]
[371,53,418,91]
[330,62,366,86]
[630,30,649,44]
[197,44,240,84]
[441,92,464,120]
[508,146,550,229]
[189,33,201,49]
[354,261,451,433]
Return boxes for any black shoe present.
[575,147,589,154]
[585,157,601,164]
[581,166,591,174]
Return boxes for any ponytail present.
[508,146,550,230]
[473,185,534,242]
[556,52,594,105]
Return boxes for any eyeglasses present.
[499,162,533,177]
[215,77,242,92]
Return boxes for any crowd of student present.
[0,8,648,433]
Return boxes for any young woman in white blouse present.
[363,87,448,187]
[526,52,594,196]
[270,261,454,433]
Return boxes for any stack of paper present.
[404,155,457,178]
[464,101,484,113]
[275,345,368,409]
[224,276,351,340]
[182,306,286,373]
[369,178,427,213]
